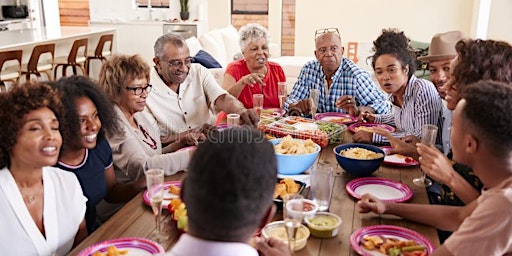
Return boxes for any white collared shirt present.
[163,234,259,256]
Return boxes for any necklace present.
[24,194,37,204]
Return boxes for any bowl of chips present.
[333,143,385,177]
[270,136,321,175]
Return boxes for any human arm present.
[372,128,419,159]
[417,144,480,204]
[284,62,315,114]
[214,93,259,126]
[73,219,88,246]
[254,236,291,256]
[357,193,477,231]
[353,69,391,115]
[222,73,265,98]
[104,165,146,204]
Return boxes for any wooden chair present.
[19,43,55,82]
[53,38,88,78]
[85,34,113,76]
[0,50,23,92]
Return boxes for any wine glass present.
[309,88,320,118]
[253,93,264,117]
[145,168,169,242]
[283,194,304,253]
[413,124,438,187]
[278,82,287,115]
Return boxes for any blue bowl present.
[270,138,320,175]
[333,143,385,177]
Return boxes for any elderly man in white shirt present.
[146,33,259,141]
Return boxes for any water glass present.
[310,165,334,211]
[278,82,287,110]
[226,113,240,128]
[253,93,264,116]
[310,89,320,117]
[413,124,438,187]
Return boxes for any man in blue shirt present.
[285,28,390,116]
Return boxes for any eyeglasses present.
[162,57,194,68]
[124,84,152,95]
[315,28,340,39]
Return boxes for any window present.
[231,0,268,15]
[136,0,169,8]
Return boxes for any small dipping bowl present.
[262,221,310,251]
[304,212,342,238]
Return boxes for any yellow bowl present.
[304,212,342,238]
[262,221,310,251]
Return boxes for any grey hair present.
[239,23,270,51]
[154,33,187,60]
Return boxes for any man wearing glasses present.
[285,28,390,116]
[146,33,259,141]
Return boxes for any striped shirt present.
[285,58,391,114]
[373,75,444,144]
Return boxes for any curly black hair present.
[452,39,512,92]
[0,82,64,169]
[51,76,121,150]
[370,28,416,79]
[461,80,512,158]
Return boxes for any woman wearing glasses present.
[222,23,286,109]
[52,76,146,234]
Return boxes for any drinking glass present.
[310,165,334,211]
[310,89,320,117]
[227,113,240,128]
[283,194,304,253]
[145,168,168,242]
[413,124,438,187]
[278,82,287,113]
[253,93,264,116]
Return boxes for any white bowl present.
[262,221,310,251]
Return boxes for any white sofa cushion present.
[219,25,241,64]
[199,29,227,67]
[185,36,203,56]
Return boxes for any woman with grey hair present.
[221,23,286,109]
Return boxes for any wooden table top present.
[68,130,440,256]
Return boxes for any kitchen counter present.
[0,26,116,50]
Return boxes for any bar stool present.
[85,34,113,76]
[19,43,55,82]
[0,50,23,92]
[53,38,88,78]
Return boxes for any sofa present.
[185,25,314,93]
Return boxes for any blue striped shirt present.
[373,75,444,144]
[285,58,391,114]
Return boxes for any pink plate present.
[142,180,181,209]
[381,146,419,166]
[350,225,435,256]
[176,145,197,152]
[348,123,395,133]
[77,237,165,256]
[261,108,286,117]
[314,112,358,124]
[346,177,412,202]
[216,123,228,130]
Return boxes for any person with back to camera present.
[145,33,259,144]
[222,23,286,109]
[163,127,289,256]
[353,28,443,145]
[358,80,512,255]
[285,27,390,117]
[0,82,88,255]
[52,76,147,233]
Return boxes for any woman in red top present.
[222,23,286,109]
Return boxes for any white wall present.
[487,0,512,42]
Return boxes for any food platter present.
[77,237,165,256]
[345,177,413,203]
[142,180,181,209]
[381,146,419,166]
[258,116,346,147]
[348,123,395,133]
[350,225,435,256]
[315,112,358,124]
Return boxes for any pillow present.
[185,36,203,56]
[199,29,227,67]
[192,50,222,68]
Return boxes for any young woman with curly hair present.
[0,82,88,255]
[52,76,146,234]
[353,28,443,145]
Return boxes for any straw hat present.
[418,31,465,62]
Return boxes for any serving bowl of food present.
[333,143,385,177]
[304,211,342,238]
[262,221,310,251]
[273,178,306,207]
[270,136,321,175]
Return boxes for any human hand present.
[335,95,359,116]
[254,236,291,256]
[180,132,205,146]
[353,130,373,144]
[357,111,375,123]
[373,128,418,159]
[289,98,312,115]
[400,135,420,144]
[239,109,260,127]
[200,123,217,137]
[357,193,387,214]
[417,143,455,184]
[241,73,266,88]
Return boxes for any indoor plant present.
[179,0,189,21]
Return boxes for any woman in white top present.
[0,83,87,255]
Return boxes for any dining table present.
[68,129,441,256]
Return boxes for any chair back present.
[0,50,22,72]
[67,38,88,63]
[94,34,113,57]
[27,43,55,72]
